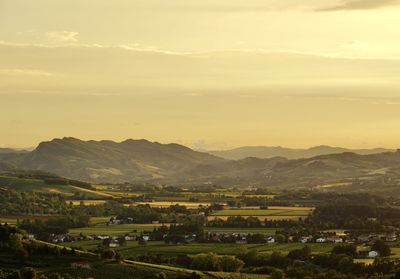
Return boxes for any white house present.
[301,236,312,243]
[267,237,275,244]
[327,237,343,243]
[368,251,379,258]
[98,235,110,240]
[316,238,327,243]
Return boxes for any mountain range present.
[2,137,225,183]
[1,138,400,192]
[209,146,393,160]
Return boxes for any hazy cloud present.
[45,31,79,44]
[320,0,400,11]
[0,69,58,77]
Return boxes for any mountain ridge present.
[1,138,400,191]
[12,137,226,183]
[208,145,394,160]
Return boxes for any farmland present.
[0,217,17,225]
[0,215,64,225]
[132,201,212,208]
[209,206,313,221]
[67,200,108,206]
[69,222,277,236]
[69,223,168,236]
[204,227,277,234]
[64,240,336,257]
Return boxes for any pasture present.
[0,215,63,225]
[64,240,336,257]
[209,206,313,221]
[67,200,107,206]
[204,227,277,234]
[69,223,168,236]
[0,175,110,199]
[117,242,335,257]
[208,215,304,221]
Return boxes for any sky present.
[1,0,400,150]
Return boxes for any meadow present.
[69,223,168,236]
[67,200,107,206]
[64,240,336,257]
[0,175,110,199]
[0,215,64,225]
[209,206,313,221]
[204,227,277,234]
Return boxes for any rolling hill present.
[175,150,400,190]
[6,137,226,183]
[1,138,400,193]
[209,145,393,160]
[0,169,110,198]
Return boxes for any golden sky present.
[1,0,400,149]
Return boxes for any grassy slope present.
[0,175,110,198]
[13,240,207,279]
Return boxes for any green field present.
[0,215,63,225]
[73,220,277,236]
[205,227,277,234]
[65,240,335,257]
[211,209,311,217]
[89,216,112,225]
[117,242,335,258]
[0,175,109,199]
[69,223,167,236]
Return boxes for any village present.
[44,219,399,260]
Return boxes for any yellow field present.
[69,186,114,197]
[0,217,17,225]
[354,259,374,265]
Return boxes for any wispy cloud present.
[0,69,59,77]
[319,0,400,11]
[45,31,79,44]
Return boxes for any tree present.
[270,269,285,279]
[372,240,391,257]
[218,255,244,272]
[191,253,219,271]
[20,268,36,279]
[332,244,357,257]
[101,249,116,259]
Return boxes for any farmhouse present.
[368,251,379,258]
[301,236,313,243]
[326,236,343,243]
[267,236,275,243]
